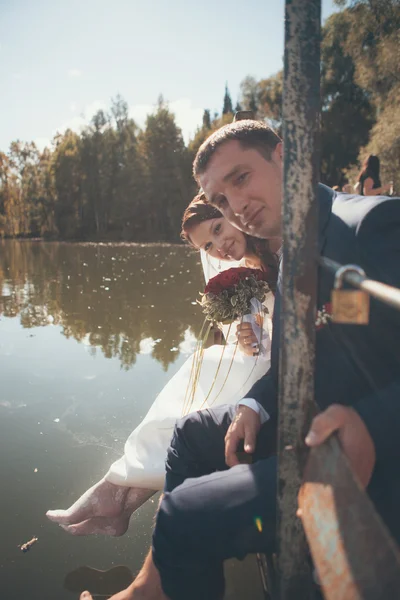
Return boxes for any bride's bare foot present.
[47,480,155,535]
[47,479,129,523]
[59,515,131,536]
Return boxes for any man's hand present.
[225,405,261,467]
[305,404,376,488]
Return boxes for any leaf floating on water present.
[20,537,38,553]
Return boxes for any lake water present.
[0,240,264,600]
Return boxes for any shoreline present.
[0,238,186,248]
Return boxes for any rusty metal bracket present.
[299,436,400,599]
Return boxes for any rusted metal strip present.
[278,0,321,598]
[299,436,400,600]
[320,257,400,311]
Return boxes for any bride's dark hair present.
[181,193,224,244]
[181,193,279,291]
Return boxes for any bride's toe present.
[46,509,75,525]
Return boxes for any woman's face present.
[189,217,247,261]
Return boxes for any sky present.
[0,0,339,151]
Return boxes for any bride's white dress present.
[46,252,273,535]
[105,293,274,490]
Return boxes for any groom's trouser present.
[152,405,278,600]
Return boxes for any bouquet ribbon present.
[241,298,269,356]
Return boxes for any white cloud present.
[130,97,203,143]
[139,337,156,355]
[12,73,22,80]
[70,101,78,112]
[178,328,198,355]
[68,68,82,78]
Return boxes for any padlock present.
[331,265,370,324]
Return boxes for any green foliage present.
[237,1,399,189]
[2,3,399,243]
[201,276,269,323]
[350,83,400,194]
[0,95,195,242]
[222,84,234,115]
[320,10,375,185]
[239,76,259,116]
[202,109,211,130]
[139,97,194,242]
[337,0,400,191]
[187,113,234,165]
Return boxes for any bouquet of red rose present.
[200,267,270,324]
[182,267,271,416]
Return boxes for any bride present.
[46,194,278,536]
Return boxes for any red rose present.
[204,267,267,295]
[204,274,225,295]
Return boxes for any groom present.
[81,121,400,600]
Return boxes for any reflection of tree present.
[0,241,205,369]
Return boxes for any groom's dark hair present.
[193,120,281,183]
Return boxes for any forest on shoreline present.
[1,0,398,243]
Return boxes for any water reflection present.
[0,240,205,370]
[0,241,264,600]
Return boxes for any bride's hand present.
[236,322,259,356]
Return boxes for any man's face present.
[199,140,283,240]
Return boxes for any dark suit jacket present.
[247,184,400,542]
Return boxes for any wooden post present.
[278,0,321,598]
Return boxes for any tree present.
[320,10,375,185]
[336,0,400,111]
[0,151,18,236]
[257,71,283,127]
[28,147,56,237]
[222,84,233,115]
[52,130,84,238]
[239,76,259,115]
[107,96,147,239]
[202,109,211,130]
[188,113,234,163]
[334,0,400,187]
[354,84,400,194]
[80,109,114,236]
[139,97,194,241]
